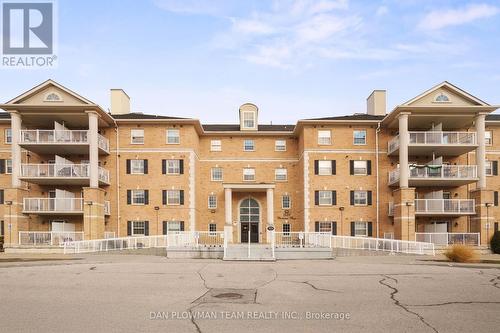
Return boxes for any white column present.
[10,111,22,188]
[398,113,410,188]
[476,113,487,189]
[266,188,274,244]
[86,111,99,188]
[224,188,233,242]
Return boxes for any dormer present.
[239,103,258,131]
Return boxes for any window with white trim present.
[6,159,12,174]
[166,160,180,174]
[130,160,145,174]
[211,140,222,151]
[275,168,287,181]
[275,140,286,151]
[282,195,291,209]
[353,130,367,145]
[318,160,332,175]
[242,111,256,129]
[354,221,368,237]
[486,161,493,176]
[209,223,217,235]
[319,222,332,233]
[282,223,291,236]
[166,190,181,205]
[318,130,331,145]
[354,191,368,206]
[5,129,12,144]
[166,129,180,144]
[131,221,146,236]
[243,168,255,181]
[208,195,217,209]
[318,191,332,205]
[131,129,144,144]
[131,190,146,205]
[211,167,223,181]
[166,221,182,232]
[485,131,492,145]
[243,139,255,151]
[353,160,368,175]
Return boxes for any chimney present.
[110,89,130,115]
[366,90,386,116]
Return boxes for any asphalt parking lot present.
[0,254,499,333]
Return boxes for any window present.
[318,191,332,205]
[486,161,493,176]
[435,93,450,102]
[166,160,180,174]
[353,160,368,175]
[282,223,291,236]
[130,160,145,174]
[244,139,255,151]
[208,195,217,209]
[166,129,180,144]
[209,223,217,236]
[211,140,222,151]
[166,190,181,205]
[132,221,146,236]
[165,221,183,233]
[318,160,332,175]
[211,167,223,181]
[243,168,255,181]
[45,92,62,102]
[354,191,368,206]
[318,130,331,145]
[131,190,146,205]
[485,131,492,145]
[243,111,256,129]
[275,140,286,151]
[353,130,366,145]
[0,189,4,204]
[282,195,291,209]
[275,168,287,181]
[318,222,332,233]
[5,129,12,144]
[354,221,368,237]
[131,129,144,144]
[6,160,12,174]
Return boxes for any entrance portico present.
[223,183,275,244]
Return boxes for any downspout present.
[115,126,120,237]
[376,122,381,239]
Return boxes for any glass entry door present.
[240,198,260,243]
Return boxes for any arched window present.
[45,92,62,102]
[435,93,450,102]
[239,198,260,222]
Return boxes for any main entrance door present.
[240,198,259,243]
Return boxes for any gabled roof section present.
[5,79,96,105]
[402,81,489,107]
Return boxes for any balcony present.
[388,131,477,156]
[20,164,110,185]
[18,231,84,246]
[23,198,84,215]
[415,232,480,247]
[414,199,475,216]
[19,130,110,155]
[388,165,478,187]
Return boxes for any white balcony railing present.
[388,135,400,154]
[104,201,111,215]
[23,198,84,213]
[21,164,89,178]
[389,165,477,184]
[20,130,89,144]
[415,232,480,246]
[388,202,394,216]
[98,134,109,152]
[415,199,475,214]
[98,167,110,183]
[409,131,476,145]
[19,231,84,246]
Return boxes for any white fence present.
[409,131,476,145]
[274,232,332,248]
[415,199,475,214]
[415,232,480,246]
[19,231,84,246]
[104,231,115,239]
[331,235,435,255]
[23,198,84,213]
[64,232,224,254]
[18,129,109,153]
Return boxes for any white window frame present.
[353,160,368,175]
[131,221,146,236]
[6,159,12,174]
[5,128,12,144]
[131,190,146,205]
[130,159,145,174]
[131,129,144,145]
[353,130,367,145]
[208,223,217,236]
[243,168,255,181]
[319,222,332,233]
[243,139,255,151]
[166,159,180,175]
[275,168,287,181]
[318,130,331,145]
[166,190,181,205]
[318,160,332,175]
[354,190,368,206]
[318,191,332,206]
[282,195,291,209]
[211,140,222,151]
[208,195,217,209]
[211,167,223,181]
[354,221,368,237]
[486,160,493,176]
[242,111,256,129]
[275,140,286,151]
[166,221,182,233]
[485,131,492,146]
[282,223,291,236]
[166,129,180,144]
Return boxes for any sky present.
[1,0,500,124]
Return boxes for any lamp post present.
[5,201,12,246]
[405,201,414,241]
[154,206,160,235]
[486,202,493,248]
[84,201,93,239]
[339,206,345,235]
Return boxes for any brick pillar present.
[470,189,494,246]
[83,187,105,240]
[393,188,416,241]
[3,188,29,246]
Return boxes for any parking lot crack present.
[379,275,438,333]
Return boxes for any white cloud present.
[376,6,388,16]
[153,0,233,16]
[418,3,499,31]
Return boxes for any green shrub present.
[491,231,500,254]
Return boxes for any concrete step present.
[224,244,275,261]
